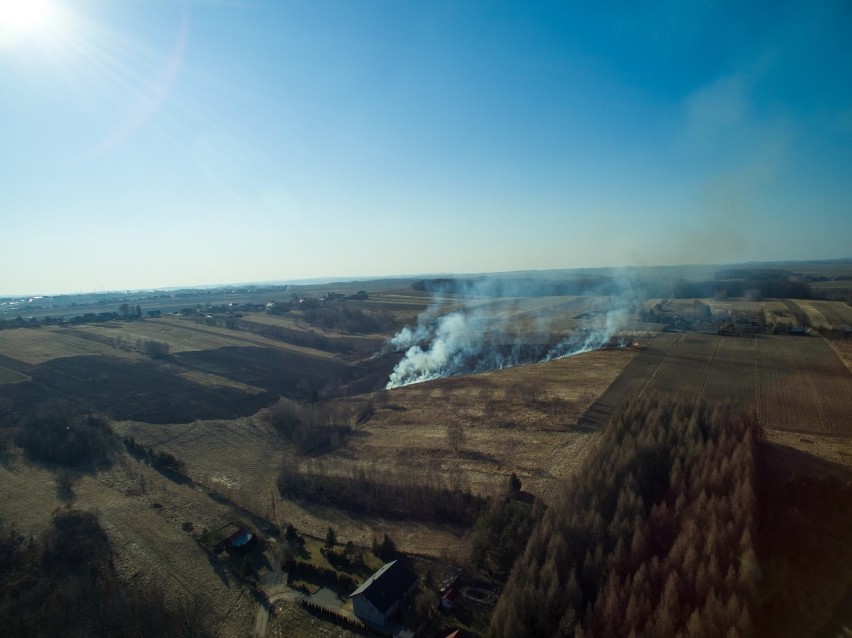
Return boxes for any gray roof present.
[350,560,417,614]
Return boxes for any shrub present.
[15,402,116,470]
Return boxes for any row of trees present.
[265,401,353,455]
[470,496,540,578]
[122,436,188,477]
[0,304,147,331]
[278,458,486,524]
[301,305,395,334]
[490,395,760,637]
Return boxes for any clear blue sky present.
[2,0,850,295]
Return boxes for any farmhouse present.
[350,560,417,632]
[224,527,255,553]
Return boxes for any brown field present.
[339,347,639,504]
[0,365,28,383]
[609,332,852,437]
[0,325,131,364]
[811,299,852,328]
[792,299,833,330]
[2,281,852,637]
[0,457,257,637]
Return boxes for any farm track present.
[636,333,682,399]
[698,336,721,396]
[753,337,761,425]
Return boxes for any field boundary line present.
[753,337,762,426]
[698,335,721,398]
[803,365,830,434]
[637,333,681,399]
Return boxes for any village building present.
[350,560,417,633]
[224,527,255,553]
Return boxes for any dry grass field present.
[2,279,851,637]
[0,456,257,636]
[339,347,639,503]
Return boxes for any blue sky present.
[1,0,850,295]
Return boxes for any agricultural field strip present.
[698,336,722,396]
[654,335,720,395]
[148,318,339,358]
[107,316,337,360]
[811,300,852,328]
[825,340,852,374]
[0,365,29,383]
[237,312,387,342]
[670,334,851,435]
[795,300,833,330]
[592,331,852,436]
[571,333,679,430]
[0,352,34,372]
[168,364,269,395]
[700,336,755,406]
[0,327,125,364]
[782,299,808,326]
[536,431,600,502]
[116,416,285,519]
[757,337,852,435]
[636,332,683,399]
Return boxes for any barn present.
[350,560,417,632]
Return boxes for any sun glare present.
[0,0,57,40]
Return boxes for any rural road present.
[253,577,303,638]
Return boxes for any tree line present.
[278,458,486,525]
[122,436,188,478]
[265,400,353,455]
[490,395,759,637]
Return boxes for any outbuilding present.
[350,560,417,632]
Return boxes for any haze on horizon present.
[2,1,851,297]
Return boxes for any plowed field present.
[579,332,852,440]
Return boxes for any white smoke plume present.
[386,277,637,388]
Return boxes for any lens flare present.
[0,0,55,37]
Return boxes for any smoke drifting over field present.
[386,277,636,388]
